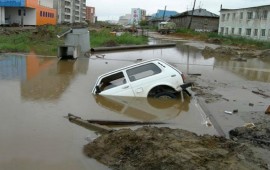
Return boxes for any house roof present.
[151,10,178,19]
[171,8,219,18]
[220,4,270,12]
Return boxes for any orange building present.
[0,0,56,26]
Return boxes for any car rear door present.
[126,63,166,97]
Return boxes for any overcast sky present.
[86,0,269,21]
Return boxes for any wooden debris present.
[265,105,270,115]
[252,90,270,98]
[67,113,113,134]
[87,120,165,126]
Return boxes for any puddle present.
[0,41,270,169]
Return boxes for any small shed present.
[57,27,90,59]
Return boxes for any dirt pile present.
[201,46,267,60]
[84,126,268,170]
[229,121,270,150]
[202,46,239,58]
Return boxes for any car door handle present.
[171,74,176,77]
[122,85,129,89]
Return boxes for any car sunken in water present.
[92,59,192,99]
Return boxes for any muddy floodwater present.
[0,40,270,170]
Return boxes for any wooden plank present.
[67,113,113,134]
[87,120,165,126]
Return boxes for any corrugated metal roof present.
[151,10,178,19]
[0,0,25,7]
[171,9,219,18]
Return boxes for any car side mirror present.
[96,86,101,94]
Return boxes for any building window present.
[227,13,230,20]
[238,28,242,35]
[240,12,243,19]
[225,27,228,35]
[263,10,268,19]
[247,12,253,19]
[254,29,258,36]
[220,27,224,35]
[261,29,266,36]
[233,13,236,19]
[268,29,270,37]
[231,28,234,34]
[246,29,251,36]
[18,9,26,16]
[222,14,225,21]
[40,11,42,16]
[254,11,259,19]
[65,15,70,19]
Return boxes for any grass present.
[90,29,148,48]
[0,26,63,55]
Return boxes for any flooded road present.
[0,40,270,169]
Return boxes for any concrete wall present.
[219,5,270,41]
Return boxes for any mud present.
[230,121,270,150]
[202,46,270,60]
[84,126,268,170]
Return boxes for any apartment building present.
[118,14,131,25]
[219,5,270,41]
[85,6,95,23]
[130,8,146,25]
[0,0,56,26]
[54,0,86,24]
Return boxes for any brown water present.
[0,42,269,170]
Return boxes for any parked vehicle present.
[158,22,176,34]
[92,59,192,98]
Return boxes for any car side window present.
[126,63,161,82]
[99,72,126,91]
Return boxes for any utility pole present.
[188,0,196,29]
[162,5,167,21]
[20,7,24,27]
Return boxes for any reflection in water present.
[0,53,90,101]
[21,57,89,101]
[0,54,26,80]
[94,95,190,121]
[214,57,270,82]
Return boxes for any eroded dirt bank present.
[84,126,269,170]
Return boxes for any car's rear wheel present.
[148,92,177,109]
[154,92,176,99]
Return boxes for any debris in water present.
[265,105,270,114]
[224,111,233,115]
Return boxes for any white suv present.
[92,59,192,98]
